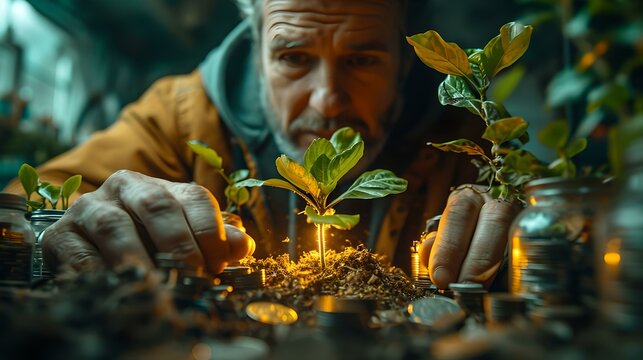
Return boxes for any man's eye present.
[346,55,379,67]
[279,53,312,67]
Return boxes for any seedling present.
[18,163,82,211]
[407,22,587,202]
[237,127,407,270]
[187,140,250,214]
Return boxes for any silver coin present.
[407,296,464,327]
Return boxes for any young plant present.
[187,140,250,214]
[236,127,408,270]
[18,163,82,211]
[407,22,587,202]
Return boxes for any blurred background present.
[1,0,641,188]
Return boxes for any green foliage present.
[187,140,250,214]
[237,127,407,230]
[408,22,587,202]
[18,163,82,211]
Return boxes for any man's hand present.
[41,170,255,274]
[419,185,520,289]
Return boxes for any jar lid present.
[26,209,66,222]
[524,176,613,197]
[0,193,27,212]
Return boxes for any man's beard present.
[259,81,403,181]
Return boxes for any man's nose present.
[309,64,349,119]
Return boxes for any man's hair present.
[233,0,414,45]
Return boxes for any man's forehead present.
[262,0,401,22]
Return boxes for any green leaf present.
[586,83,629,113]
[304,138,336,170]
[546,69,593,107]
[565,138,587,158]
[304,206,360,230]
[38,183,61,209]
[428,139,487,157]
[187,140,223,169]
[225,184,250,207]
[468,51,491,91]
[26,200,44,210]
[330,127,362,154]
[327,141,364,187]
[490,64,526,104]
[503,149,543,174]
[230,169,250,183]
[438,76,482,115]
[18,163,39,200]
[275,155,321,198]
[482,117,529,145]
[483,101,511,122]
[310,154,333,194]
[537,120,569,149]
[236,178,296,192]
[482,22,533,77]
[330,169,407,206]
[61,175,82,200]
[406,31,473,78]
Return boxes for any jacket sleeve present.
[3,71,232,203]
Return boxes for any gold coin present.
[245,301,298,325]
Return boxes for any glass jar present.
[0,192,35,286]
[509,177,613,310]
[28,209,65,281]
[599,139,643,331]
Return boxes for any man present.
[4,0,518,288]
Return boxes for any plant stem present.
[317,224,327,270]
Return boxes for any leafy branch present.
[237,127,407,270]
[19,163,82,211]
[408,22,587,202]
[187,140,250,214]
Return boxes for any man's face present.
[261,0,404,165]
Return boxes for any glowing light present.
[528,196,537,206]
[604,252,621,266]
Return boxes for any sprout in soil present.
[18,163,82,211]
[237,127,408,270]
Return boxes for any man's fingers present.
[41,222,104,273]
[118,177,206,267]
[170,183,229,274]
[429,187,485,288]
[458,199,520,286]
[69,196,154,268]
[419,231,436,273]
[225,224,256,260]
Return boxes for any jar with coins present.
[0,193,36,286]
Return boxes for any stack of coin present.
[315,295,374,332]
[512,239,572,308]
[155,253,212,300]
[216,266,265,291]
[483,292,527,324]
[0,225,33,286]
[407,296,465,331]
[449,282,486,319]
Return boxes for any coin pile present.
[315,295,375,331]
[483,292,527,324]
[216,266,265,291]
[0,225,33,286]
[512,239,572,308]
[407,296,465,331]
[449,283,486,320]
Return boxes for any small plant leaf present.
[26,200,45,210]
[275,155,321,198]
[304,206,360,230]
[330,127,362,155]
[428,139,487,157]
[406,31,473,78]
[37,183,61,209]
[482,117,529,145]
[304,138,336,170]
[236,178,297,192]
[18,163,39,200]
[225,184,250,208]
[61,175,82,200]
[310,154,334,194]
[327,141,364,188]
[187,140,223,169]
[482,22,533,77]
[546,69,593,107]
[537,120,569,150]
[586,82,629,113]
[483,101,511,122]
[330,169,407,206]
[565,137,588,158]
[438,76,482,115]
[229,169,250,183]
[468,51,491,90]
